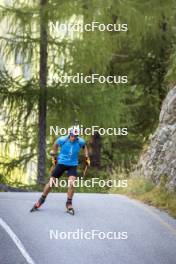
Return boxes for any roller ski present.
[30,195,46,212]
[66,198,74,215]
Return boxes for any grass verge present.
[110,177,176,218]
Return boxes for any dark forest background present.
[0,0,176,187]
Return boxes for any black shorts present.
[51,164,77,178]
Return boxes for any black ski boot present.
[30,195,46,212]
[66,198,74,215]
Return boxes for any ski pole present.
[83,165,88,178]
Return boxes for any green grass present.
[110,177,176,218]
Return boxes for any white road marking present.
[0,217,36,264]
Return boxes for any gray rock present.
[136,87,176,191]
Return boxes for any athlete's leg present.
[67,175,76,200]
[67,166,77,201]
[66,166,77,210]
[42,176,57,197]
[31,164,65,210]
[66,175,76,210]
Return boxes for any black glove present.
[85,157,90,166]
[52,156,57,165]
[50,151,57,165]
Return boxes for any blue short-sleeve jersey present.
[56,136,85,166]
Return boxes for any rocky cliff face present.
[137,87,176,191]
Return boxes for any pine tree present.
[0,0,175,183]
[37,0,48,184]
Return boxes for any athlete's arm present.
[50,142,59,156]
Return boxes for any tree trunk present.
[37,0,48,184]
[90,132,101,168]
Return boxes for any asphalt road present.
[0,192,176,264]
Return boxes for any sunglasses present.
[70,133,78,138]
